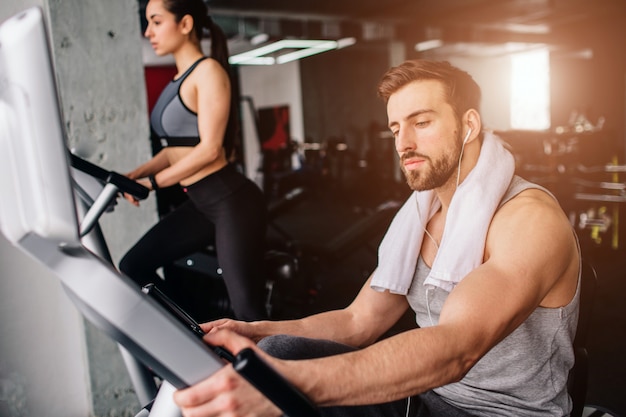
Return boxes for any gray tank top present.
[406,176,580,416]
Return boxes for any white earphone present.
[462,128,472,144]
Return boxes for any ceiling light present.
[229,39,352,65]
[336,37,357,49]
[250,33,269,45]
[415,39,444,52]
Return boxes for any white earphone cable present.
[405,396,411,417]
[456,128,471,189]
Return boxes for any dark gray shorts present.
[258,335,475,417]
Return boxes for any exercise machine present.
[0,7,318,417]
[70,152,161,406]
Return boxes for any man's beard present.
[400,142,462,191]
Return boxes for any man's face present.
[387,80,463,192]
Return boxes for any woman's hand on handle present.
[122,192,141,207]
[121,176,151,207]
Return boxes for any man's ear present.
[463,109,482,143]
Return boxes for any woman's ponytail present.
[205,14,238,158]
[205,15,230,73]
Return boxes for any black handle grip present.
[234,348,320,417]
[108,171,149,200]
[141,283,236,362]
[70,153,149,200]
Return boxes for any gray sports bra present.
[150,57,208,147]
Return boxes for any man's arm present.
[174,278,411,416]
[204,275,411,348]
[273,189,580,406]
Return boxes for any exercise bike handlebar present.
[70,153,150,237]
[70,153,149,200]
[142,283,320,416]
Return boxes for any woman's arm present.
[125,150,170,180]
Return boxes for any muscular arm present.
[276,189,580,406]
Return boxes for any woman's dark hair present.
[162,0,239,157]
[377,60,481,123]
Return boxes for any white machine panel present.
[0,7,78,245]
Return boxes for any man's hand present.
[174,329,283,417]
[201,319,265,343]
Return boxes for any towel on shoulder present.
[371,131,515,294]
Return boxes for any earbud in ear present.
[462,128,472,144]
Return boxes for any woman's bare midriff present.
[164,146,228,187]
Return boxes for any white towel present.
[371,131,515,294]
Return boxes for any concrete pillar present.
[0,0,156,415]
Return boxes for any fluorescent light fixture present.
[250,32,269,45]
[337,37,357,49]
[234,56,276,65]
[229,39,349,65]
[415,39,444,52]
[276,40,336,64]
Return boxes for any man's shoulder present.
[485,178,576,274]
[500,175,554,206]
[495,179,570,232]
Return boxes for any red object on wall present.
[258,105,291,150]
[144,65,177,113]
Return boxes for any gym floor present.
[265,178,626,416]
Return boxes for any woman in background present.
[119,0,268,321]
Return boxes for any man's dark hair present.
[377,60,481,122]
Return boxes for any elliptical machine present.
[0,6,319,417]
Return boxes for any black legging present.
[119,164,268,321]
